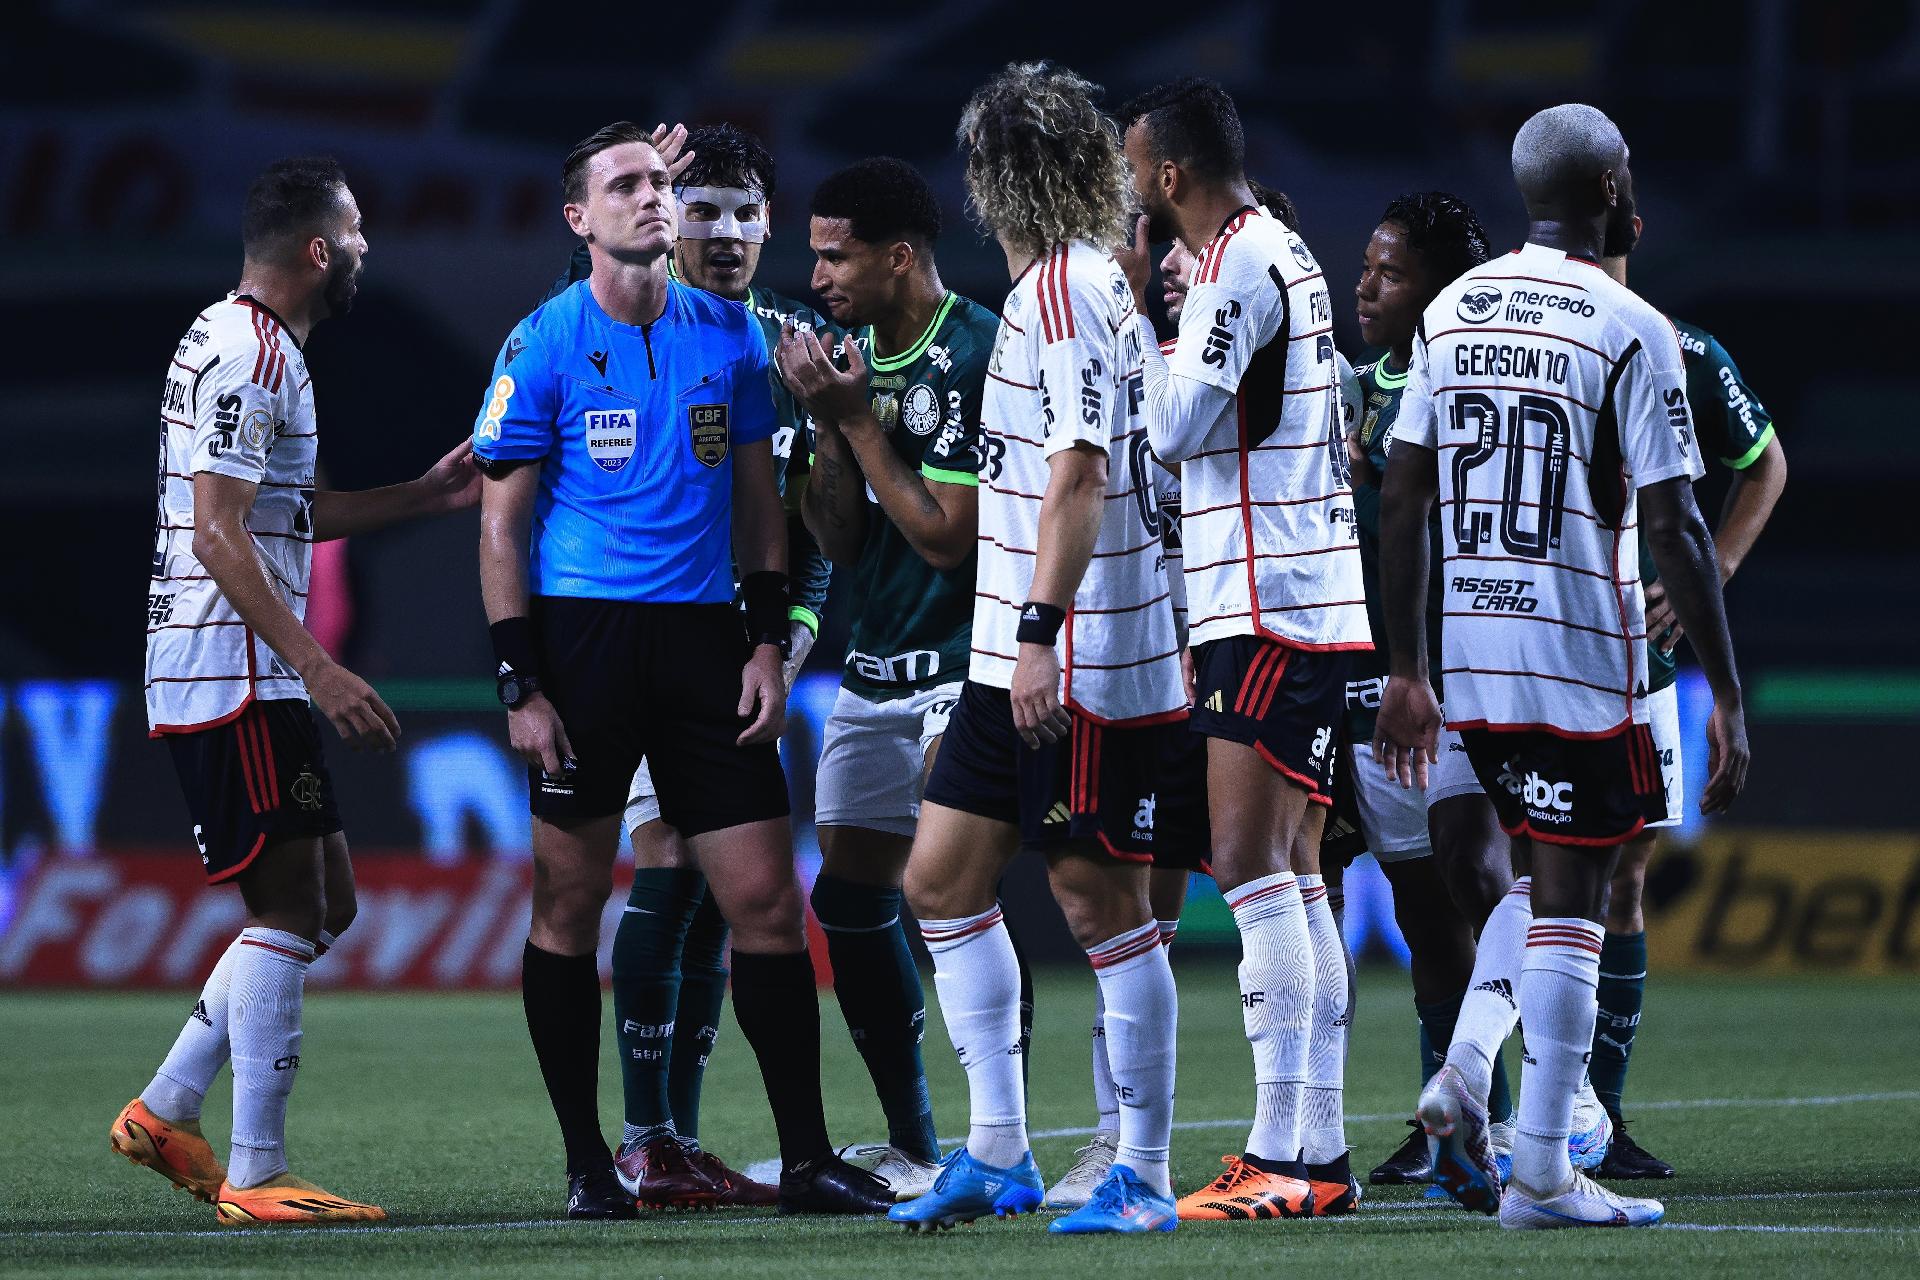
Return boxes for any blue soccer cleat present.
[1417,1064,1502,1214]
[887,1148,1044,1232]
[1568,1087,1613,1172]
[1049,1165,1176,1235]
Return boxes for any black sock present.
[730,948,831,1170]
[1007,918,1035,1089]
[522,941,609,1176]
[669,887,730,1143]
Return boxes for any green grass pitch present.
[4,962,1916,1277]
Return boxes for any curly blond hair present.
[956,62,1132,260]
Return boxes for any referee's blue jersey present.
[472,277,777,602]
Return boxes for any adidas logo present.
[1043,801,1070,825]
[1473,977,1515,1008]
[1204,690,1224,713]
[190,999,213,1027]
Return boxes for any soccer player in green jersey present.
[776,157,1001,1200]
[541,123,839,1209]
[1345,193,1528,1188]
[1593,213,1787,1179]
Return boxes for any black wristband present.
[741,571,792,656]
[1016,601,1067,645]
[490,616,540,680]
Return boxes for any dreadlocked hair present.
[956,61,1132,259]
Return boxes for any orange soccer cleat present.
[1175,1154,1316,1221]
[110,1098,226,1202]
[213,1173,387,1226]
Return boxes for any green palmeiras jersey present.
[1346,353,1447,740]
[831,290,999,701]
[543,247,833,629]
[1641,317,1777,693]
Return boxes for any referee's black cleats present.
[777,1153,897,1215]
[1595,1114,1675,1180]
[1369,1119,1434,1185]
[567,1166,639,1220]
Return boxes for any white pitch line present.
[1660,1223,1918,1235]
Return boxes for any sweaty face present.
[1123,123,1181,246]
[1160,241,1193,324]
[1354,220,1432,352]
[571,141,674,262]
[807,216,898,326]
[320,189,367,318]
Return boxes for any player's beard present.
[322,249,359,317]
[1602,189,1639,258]
[1141,195,1180,248]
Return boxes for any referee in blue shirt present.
[474,122,891,1219]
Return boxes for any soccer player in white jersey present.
[1375,104,1750,1230]
[115,157,480,1225]
[1120,79,1370,1221]
[888,61,1186,1236]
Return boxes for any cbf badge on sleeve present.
[689,403,729,467]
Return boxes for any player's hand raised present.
[1700,698,1750,814]
[649,122,695,184]
[1011,642,1072,749]
[507,690,574,777]
[737,644,787,745]
[777,322,870,428]
[1374,675,1441,790]
[307,660,401,752]
[1115,214,1153,311]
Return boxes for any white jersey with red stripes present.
[146,294,318,733]
[1393,242,1704,737]
[1170,206,1371,652]
[1150,337,1188,639]
[973,241,1185,725]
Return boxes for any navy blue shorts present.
[1460,725,1666,848]
[165,699,342,884]
[1152,719,1211,872]
[922,681,1158,861]
[1189,637,1350,804]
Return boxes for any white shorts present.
[1644,683,1683,829]
[1350,725,1478,863]
[814,681,963,837]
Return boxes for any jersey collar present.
[233,294,304,350]
[1372,354,1408,389]
[866,290,957,373]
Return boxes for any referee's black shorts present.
[528,596,789,837]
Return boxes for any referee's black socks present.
[522,941,612,1176]
[730,948,833,1169]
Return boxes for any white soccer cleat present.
[1042,1132,1117,1210]
[838,1143,942,1203]
[1417,1065,1502,1214]
[1500,1170,1663,1230]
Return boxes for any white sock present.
[1090,985,1119,1135]
[1325,882,1356,1060]
[142,935,243,1123]
[1088,922,1177,1196]
[1298,875,1348,1166]
[227,928,314,1188]
[1512,918,1604,1192]
[1155,918,1180,947]
[1445,876,1531,1101]
[921,907,1027,1170]
[1228,872,1313,1164]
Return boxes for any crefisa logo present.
[1457,285,1504,323]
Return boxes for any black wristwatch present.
[497,665,541,710]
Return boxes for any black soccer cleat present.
[567,1166,639,1220]
[1595,1114,1674,1180]
[777,1152,897,1215]
[1369,1119,1433,1185]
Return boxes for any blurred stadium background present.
[3,0,1918,989]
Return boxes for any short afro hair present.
[1379,191,1493,290]
[561,120,655,204]
[809,157,942,245]
[678,123,776,199]
[1119,77,1245,184]
[242,157,349,258]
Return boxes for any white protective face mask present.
[675,185,769,243]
